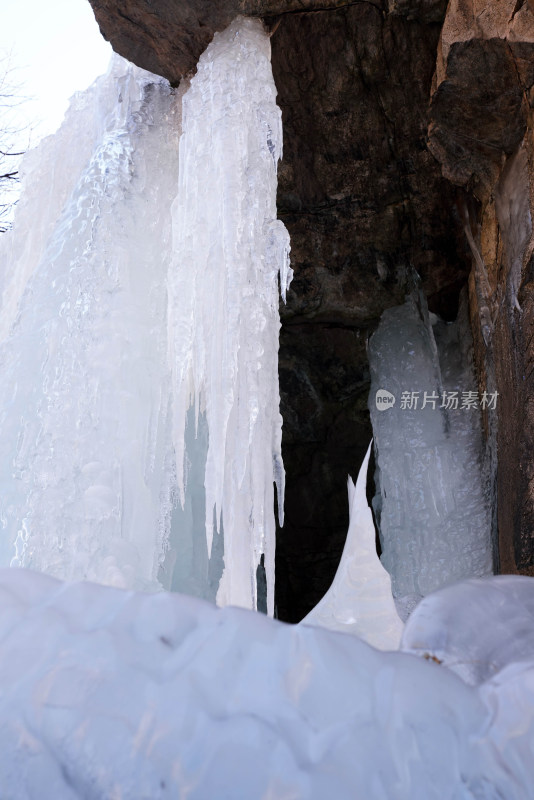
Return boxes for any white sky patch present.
[0,0,111,145]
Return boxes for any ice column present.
[169,18,291,614]
[369,289,492,619]
[0,57,181,589]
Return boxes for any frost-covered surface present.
[169,18,291,613]
[0,568,533,800]
[401,575,534,685]
[303,442,403,650]
[0,72,116,342]
[369,291,492,617]
[0,56,181,590]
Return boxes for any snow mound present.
[1,568,533,799]
[401,574,534,684]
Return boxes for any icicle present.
[168,17,291,613]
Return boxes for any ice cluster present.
[369,290,492,617]
[0,568,533,799]
[0,19,289,611]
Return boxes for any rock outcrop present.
[427,0,534,578]
[88,0,372,84]
[87,0,534,618]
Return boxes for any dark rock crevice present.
[271,5,471,618]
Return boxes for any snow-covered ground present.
[0,568,533,799]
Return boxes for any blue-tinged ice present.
[1,568,534,799]
[402,575,534,684]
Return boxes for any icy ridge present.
[168,18,292,613]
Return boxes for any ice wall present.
[369,289,492,618]
[0,70,118,341]
[168,18,291,613]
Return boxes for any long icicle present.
[168,17,292,613]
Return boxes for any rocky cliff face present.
[427,0,534,579]
[87,0,534,619]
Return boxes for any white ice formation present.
[0,19,289,612]
[302,442,403,650]
[368,290,492,618]
[0,57,180,591]
[168,18,291,614]
[1,568,534,800]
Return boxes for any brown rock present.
[428,0,534,202]
[88,0,364,84]
[479,143,534,577]
[435,0,534,581]
[387,0,448,22]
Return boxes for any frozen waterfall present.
[0,19,290,612]
[0,57,179,590]
[2,15,534,800]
